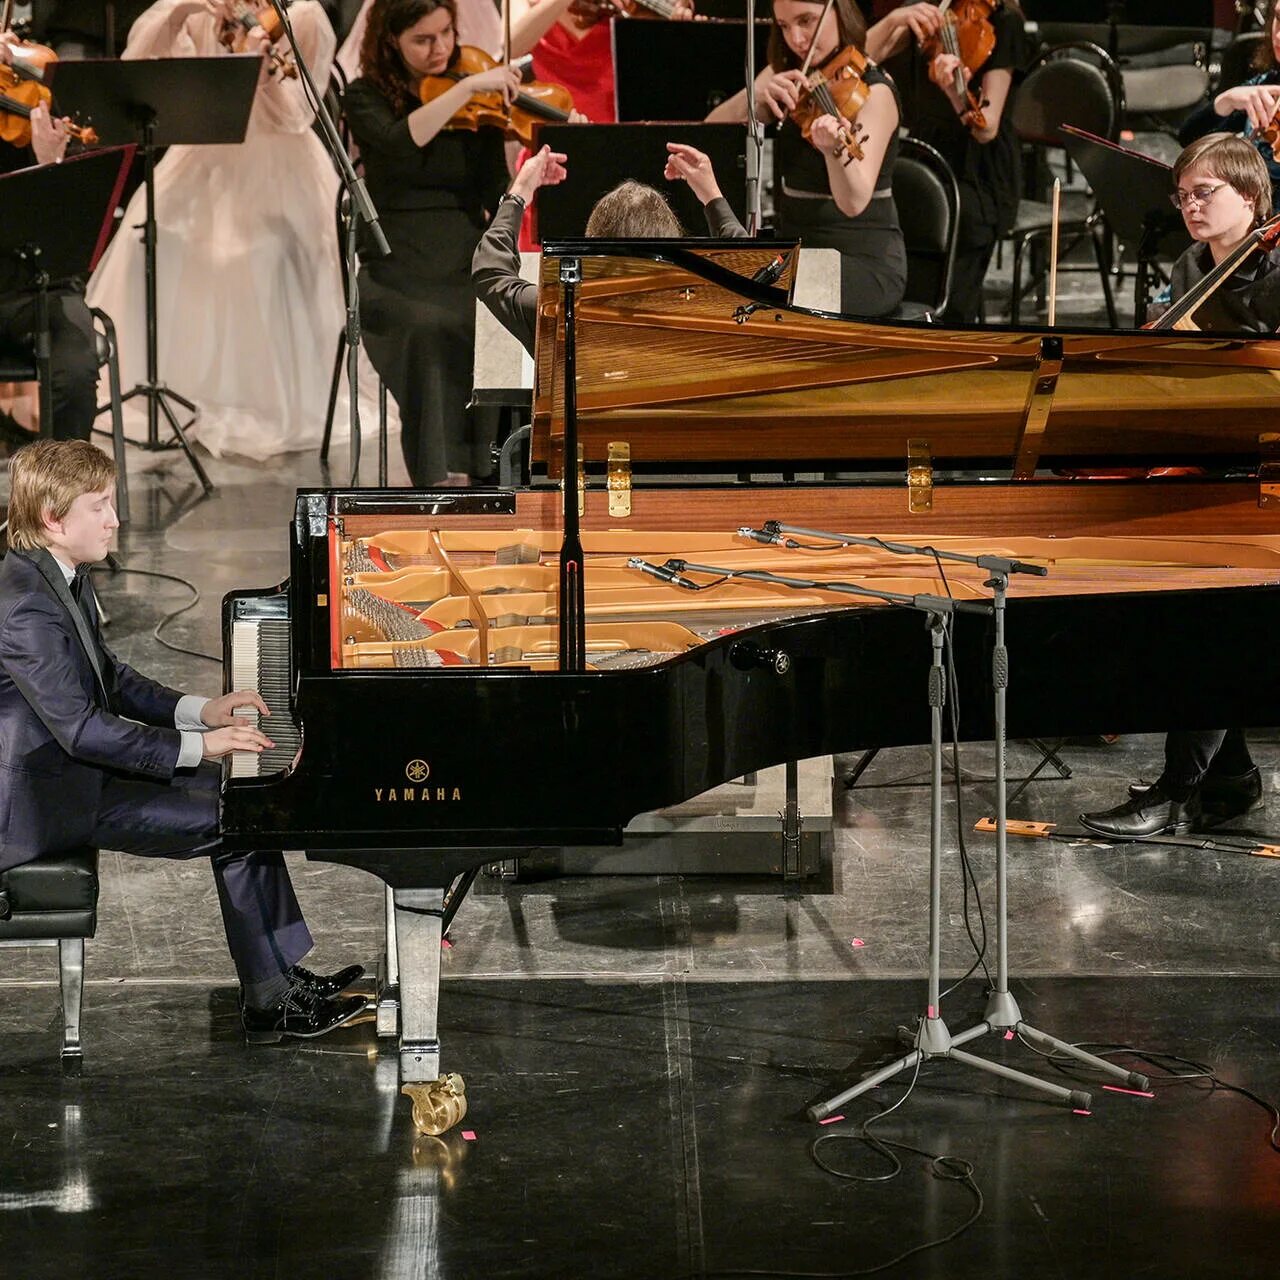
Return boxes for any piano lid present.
[531,239,1280,478]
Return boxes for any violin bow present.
[1048,177,1061,327]
[799,0,837,77]
[0,0,12,35]
[503,0,512,67]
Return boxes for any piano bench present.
[0,848,100,1060]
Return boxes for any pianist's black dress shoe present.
[1128,768,1262,818]
[242,985,366,1044]
[288,962,365,1000]
[1079,783,1201,839]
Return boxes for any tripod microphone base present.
[806,1013,1102,1121]
[120,382,214,495]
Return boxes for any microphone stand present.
[729,524,1151,1115]
[743,0,763,234]
[266,0,391,486]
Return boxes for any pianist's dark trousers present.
[1158,728,1256,799]
[90,762,313,983]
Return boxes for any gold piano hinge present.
[577,443,585,517]
[1013,336,1064,480]
[607,441,631,517]
[907,439,932,513]
[1259,433,1280,508]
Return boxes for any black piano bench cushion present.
[0,848,99,941]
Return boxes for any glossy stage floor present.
[4,386,1280,1274]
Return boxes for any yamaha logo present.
[374,758,461,804]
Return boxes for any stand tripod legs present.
[120,384,213,494]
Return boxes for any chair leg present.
[319,332,348,463]
[1090,226,1119,329]
[1010,238,1027,326]
[58,937,85,1059]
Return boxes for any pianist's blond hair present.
[1174,133,1273,223]
[6,441,116,552]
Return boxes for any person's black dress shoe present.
[242,985,366,1044]
[1127,769,1262,818]
[288,962,365,1000]
[1080,783,1201,839]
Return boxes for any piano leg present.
[393,886,467,1137]
[377,884,400,1040]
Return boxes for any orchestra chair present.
[0,847,100,1061]
[1000,42,1121,327]
[890,136,959,322]
[0,306,131,525]
[1212,31,1267,94]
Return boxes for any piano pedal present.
[402,1072,467,1137]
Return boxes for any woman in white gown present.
[87,0,345,460]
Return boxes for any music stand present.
[47,56,262,493]
[531,123,749,240]
[613,19,770,122]
[1060,125,1190,324]
[0,146,133,442]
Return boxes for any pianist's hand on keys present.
[200,689,274,760]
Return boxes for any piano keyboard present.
[228,600,302,780]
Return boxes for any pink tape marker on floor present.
[1072,1109,1092,1117]
[461,1130,477,1141]
[1103,1085,1156,1098]
[818,1115,845,1126]
[850,938,866,948]
[1004,1030,1015,1040]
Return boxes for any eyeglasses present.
[1170,182,1229,210]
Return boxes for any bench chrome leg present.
[58,938,84,1058]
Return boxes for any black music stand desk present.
[1061,125,1191,325]
[47,56,261,492]
[0,146,133,449]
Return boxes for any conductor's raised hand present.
[202,689,271,727]
[510,143,569,202]
[664,141,722,203]
[201,723,275,759]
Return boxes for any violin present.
[1256,104,1280,163]
[1146,211,1280,331]
[925,0,996,130]
[789,44,870,167]
[566,0,684,33]
[0,37,99,150]
[217,0,298,79]
[418,45,574,149]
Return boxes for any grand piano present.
[222,239,1280,1134]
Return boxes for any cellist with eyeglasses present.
[1148,132,1280,333]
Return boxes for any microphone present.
[626,557,700,590]
[737,525,781,545]
[749,252,787,287]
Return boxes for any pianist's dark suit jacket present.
[0,547,184,870]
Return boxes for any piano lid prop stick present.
[1048,178,1061,328]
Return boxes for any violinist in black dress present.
[1081,134,1279,840]
[706,0,906,317]
[343,0,519,486]
[876,0,1026,323]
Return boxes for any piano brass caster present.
[403,1072,467,1136]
